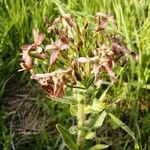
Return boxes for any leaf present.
[134,140,140,150]
[93,111,107,129]
[89,144,109,150]
[98,85,109,102]
[51,96,77,105]
[70,105,78,116]
[58,141,66,150]
[56,124,78,150]
[85,131,95,140]
[85,100,104,114]
[108,113,135,140]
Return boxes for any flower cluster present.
[20,12,137,98]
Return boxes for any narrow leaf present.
[89,144,109,150]
[85,131,95,140]
[51,96,77,105]
[56,124,78,150]
[94,111,107,129]
[108,113,135,140]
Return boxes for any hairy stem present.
[77,93,85,149]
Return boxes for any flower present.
[19,29,45,71]
[31,69,76,98]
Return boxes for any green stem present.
[77,96,85,149]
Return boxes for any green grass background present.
[0,0,150,149]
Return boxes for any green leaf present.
[56,124,78,150]
[98,86,109,102]
[89,144,109,150]
[93,111,107,129]
[134,140,140,150]
[85,111,107,129]
[70,105,78,116]
[58,141,66,150]
[85,99,105,114]
[85,131,95,140]
[51,96,77,105]
[108,113,135,140]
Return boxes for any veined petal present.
[77,57,91,63]
[50,49,60,65]
[33,29,45,45]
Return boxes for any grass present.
[0,0,150,149]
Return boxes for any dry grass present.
[2,83,56,148]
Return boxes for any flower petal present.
[102,63,116,82]
[50,49,60,65]
[92,63,101,85]
[33,29,45,45]
[77,57,91,63]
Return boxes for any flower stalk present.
[76,88,86,149]
[77,100,85,148]
[19,11,138,150]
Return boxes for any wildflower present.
[19,29,45,71]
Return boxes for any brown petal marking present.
[19,62,32,72]
[19,43,35,71]
[110,36,122,46]
[32,76,54,97]
[20,49,34,71]
[102,63,116,82]
[53,76,64,98]
[95,13,115,31]
[95,12,115,23]
[110,35,129,53]
[21,44,36,51]
[93,63,101,85]
[50,49,60,65]
[71,60,77,69]
[58,32,70,50]
[54,83,64,98]
[42,84,54,97]
[44,17,52,27]
[60,35,69,44]
[107,59,114,68]
[96,18,108,31]
[33,29,45,46]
